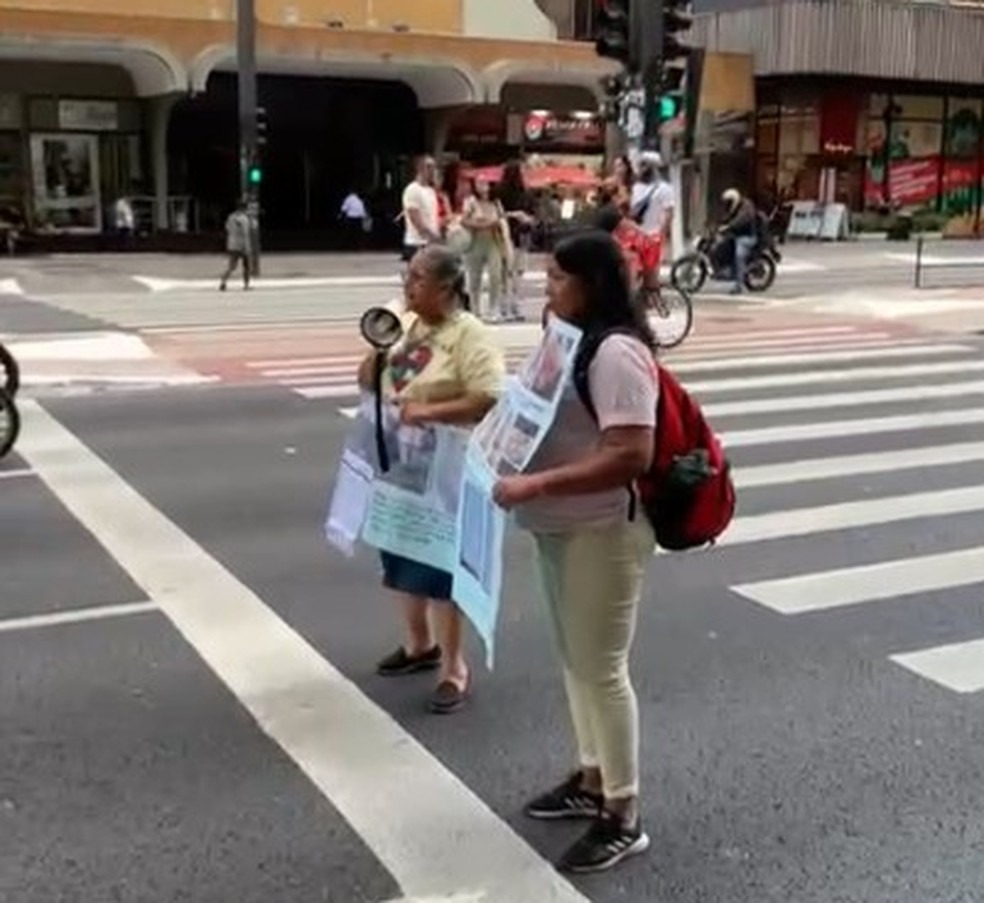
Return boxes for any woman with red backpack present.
[492,231,659,874]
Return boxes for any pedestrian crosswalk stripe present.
[725,485,984,546]
[891,639,984,694]
[677,331,896,354]
[671,343,969,375]
[723,406,984,448]
[686,358,984,395]
[732,546,984,615]
[736,440,984,489]
[705,377,984,418]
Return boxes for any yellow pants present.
[532,519,654,799]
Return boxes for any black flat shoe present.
[429,677,469,714]
[376,646,441,677]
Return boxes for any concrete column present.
[425,106,459,156]
[148,94,180,231]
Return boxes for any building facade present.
[692,0,984,232]
[0,0,614,244]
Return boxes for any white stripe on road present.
[0,278,24,296]
[0,467,33,481]
[732,546,984,615]
[725,484,984,546]
[17,401,588,903]
[671,343,970,375]
[686,358,984,395]
[706,377,984,417]
[891,638,984,694]
[0,600,157,634]
[723,406,984,448]
[255,335,912,384]
[736,440,984,489]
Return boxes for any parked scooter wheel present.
[670,254,708,294]
[744,254,777,293]
[0,387,20,459]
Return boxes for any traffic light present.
[657,0,693,121]
[594,0,632,66]
[256,106,268,148]
[247,164,262,186]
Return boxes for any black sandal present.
[376,646,441,677]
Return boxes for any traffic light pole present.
[236,0,261,276]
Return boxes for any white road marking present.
[891,639,984,694]
[686,358,984,394]
[0,467,33,481]
[671,343,969,375]
[723,406,984,448]
[0,277,24,295]
[705,377,984,417]
[18,400,589,903]
[736,440,984,489]
[732,546,984,615]
[0,601,156,634]
[725,485,984,546]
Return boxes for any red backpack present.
[572,329,736,551]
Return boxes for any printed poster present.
[452,315,583,666]
[324,314,583,669]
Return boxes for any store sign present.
[522,112,604,149]
[58,100,118,132]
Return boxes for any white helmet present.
[721,188,741,211]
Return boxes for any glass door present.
[30,133,101,232]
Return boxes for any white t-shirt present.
[402,180,440,248]
[631,179,675,236]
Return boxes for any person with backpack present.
[490,231,660,873]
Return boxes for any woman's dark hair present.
[420,245,471,312]
[615,154,634,190]
[552,230,655,349]
[497,159,527,210]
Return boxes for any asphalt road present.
[6,307,984,901]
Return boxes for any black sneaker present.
[524,773,603,821]
[376,646,441,677]
[558,811,650,874]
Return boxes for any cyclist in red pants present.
[593,201,662,292]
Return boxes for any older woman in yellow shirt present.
[358,245,505,713]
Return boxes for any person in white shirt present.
[339,190,369,249]
[401,156,441,264]
[630,152,675,261]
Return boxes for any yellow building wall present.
[0,0,463,32]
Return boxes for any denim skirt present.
[380,551,454,602]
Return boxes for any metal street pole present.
[236,0,261,276]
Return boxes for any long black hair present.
[552,230,656,349]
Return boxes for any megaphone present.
[360,306,403,350]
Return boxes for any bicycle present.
[0,339,18,397]
[0,341,20,459]
[643,281,693,350]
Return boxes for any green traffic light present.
[659,96,680,120]
[248,166,262,185]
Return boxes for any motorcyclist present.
[716,188,758,295]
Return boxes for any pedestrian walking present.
[461,177,507,322]
[357,245,505,714]
[219,201,254,292]
[400,156,441,266]
[498,160,535,322]
[339,189,370,250]
[492,231,658,873]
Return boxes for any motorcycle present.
[670,226,781,295]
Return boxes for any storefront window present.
[894,95,945,120]
[0,133,21,202]
[30,134,101,232]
